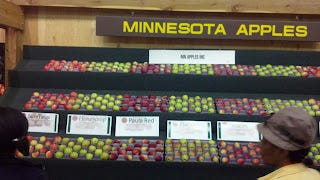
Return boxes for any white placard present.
[167,120,212,140]
[66,114,112,136]
[23,112,59,133]
[115,116,159,137]
[217,121,261,142]
[149,50,235,64]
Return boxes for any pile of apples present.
[42,60,89,72]
[23,91,216,114]
[166,95,215,113]
[20,135,164,161]
[218,141,263,166]
[262,98,320,117]
[215,98,266,116]
[307,143,320,166]
[42,60,320,78]
[165,139,219,163]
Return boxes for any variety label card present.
[167,120,212,140]
[66,114,112,135]
[115,116,159,137]
[217,121,261,142]
[149,50,235,64]
[23,112,59,133]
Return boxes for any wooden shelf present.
[7,0,320,15]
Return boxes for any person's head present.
[0,107,29,156]
[258,107,317,167]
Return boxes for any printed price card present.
[149,50,235,64]
[217,121,261,142]
[167,120,212,140]
[115,116,159,137]
[66,114,112,135]
[23,112,59,133]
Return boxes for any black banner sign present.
[96,16,320,41]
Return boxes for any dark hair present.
[0,107,29,155]
[288,148,313,167]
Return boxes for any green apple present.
[102,145,112,151]
[58,144,66,151]
[68,141,75,147]
[70,152,79,159]
[101,99,109,105]
[100,152,109,160]
[180,147,187,152]
[181,101,189,107]
[180,139,187,144]
[55,151,64,159]
[97,141,105,148]
[91,93,98,99]
[208,108,215,113]
[181,154,189,162]
[93,101,101,107]
[187,142,195,148]
[107,102,115,108]
[78,93,85,99]
[100,105,107,111]
[82,140,90,147]
[209,147,217,153]
[95,149,103,156]
[208,140,216,145]
[86,153,94,160]
[168,106,175,112]
[181,107,188,113]
[182,95,189,100]
[88,145,97,152]
[62,137,70,143]
[73,145,82,152]
[64,147,73,154]
[105,138,113,145]
[79,149,88,155]
[194,107,202,113]
[91,137,99,145]
[96,96,103,102]
[104,94,111,99]
[86,105,93,110]
[112,105,120,111]
[315,154,320,161]
[310,147,318,153]
[175,103,183,109]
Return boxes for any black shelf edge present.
[26,158,320,180]
[23,45,320,66]
[1,87,319,137]
[9,70,320,94]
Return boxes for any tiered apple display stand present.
[0,46,319,180]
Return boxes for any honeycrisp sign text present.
[96,16,320,41]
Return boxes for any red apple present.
[53,136,62,143]
[154,155,163,161]
[132,149,141,155]
[45,151,54,159]
[237,158,245,165]
[121,105,129,111]
[109,153,118,160]
[251,158,260,166]
[139,155,148,161]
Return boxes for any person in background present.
[0,107,47,180]
[258,107,320,180]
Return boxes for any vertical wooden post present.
[5,27,22,87]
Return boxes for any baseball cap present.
[258,107,317,151]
